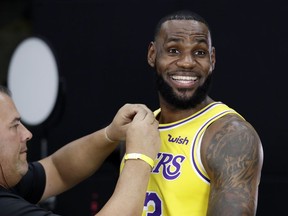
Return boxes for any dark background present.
[0,0,287,215]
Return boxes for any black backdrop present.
[1,0,287,215]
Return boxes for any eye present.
[168,48,180,54]
[10,119,21,130]
[13,123,20,129]
[194,50,207,56]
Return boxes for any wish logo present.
[167,134,189,145]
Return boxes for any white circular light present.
[7,37,59,126]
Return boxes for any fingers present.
[132,106,156,125]
[108,103,160,162]
[121,103,151,122]
[125,106,160,160]
[107,103,155,142]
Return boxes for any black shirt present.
[0,162,61,216]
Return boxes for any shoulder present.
[201,114,263,179]
[0,187,46,216]
[13,162,46,204]
[0,188,26,215]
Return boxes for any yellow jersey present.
[121,102,243,216]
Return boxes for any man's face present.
[0,93,32,188]
[147,20,215,109]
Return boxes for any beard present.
[156,73,212,109]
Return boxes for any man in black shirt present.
[0,85,160,216]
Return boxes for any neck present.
[158,97,214,124]
[0,183,8,189]
[0,163,10,189]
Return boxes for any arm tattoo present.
[206,119,262,216]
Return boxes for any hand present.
[106,104,155,142]
[125,105,161,161]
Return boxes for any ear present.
[211,46,216,71]
[147,42,156,67]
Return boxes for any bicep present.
[38,157,67,201]
[202,118,263,215]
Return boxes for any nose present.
[176,53,195,68]
[26,129,33,141]
[20,123,33,141]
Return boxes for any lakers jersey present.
[120,102,243,216]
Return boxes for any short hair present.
[0,85,11,96]
[154,10,211,40]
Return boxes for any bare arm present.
[38,104,157,201]
[96,108,160,216]
[39,128,118,201]
[202,115,264,216]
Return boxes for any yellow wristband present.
[124,153,154,170]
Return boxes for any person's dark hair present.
[154,10,211,40]
[0,85,11,96]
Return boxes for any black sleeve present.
[12,161,46,204]
[0,162,62,216]
[0,191,61,216]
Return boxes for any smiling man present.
[133,10,264,216]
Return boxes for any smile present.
[171,75,198,84]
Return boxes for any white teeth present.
[172,75,197,81]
